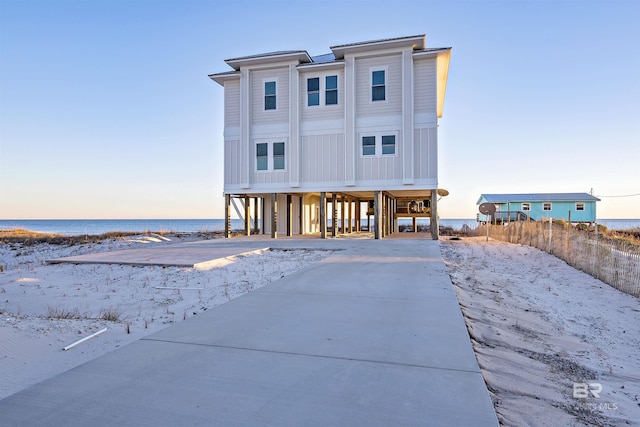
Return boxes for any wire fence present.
[478,221,640,298]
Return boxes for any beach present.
[1,234,639,425]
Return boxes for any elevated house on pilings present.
[209,35,451,239]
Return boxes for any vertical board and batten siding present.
[224,140,242,186]
[355,55,402,117]
[413,57,437,115]
[413,128,437,181]
[301,133,346,183]
[299,69,345,122]
[224,80,241,127]
[250,68,289,125]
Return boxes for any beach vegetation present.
[45,305,84,320]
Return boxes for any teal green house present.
[476,193,600,223]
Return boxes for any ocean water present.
[0,218,638,236]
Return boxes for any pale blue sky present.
[1,0,638,219]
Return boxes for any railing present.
[479,221,640,297]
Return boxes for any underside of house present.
[224,188,446,239]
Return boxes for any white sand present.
[441,237,640,426]
[0,235,329,400]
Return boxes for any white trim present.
[575,202,585,211]
[543,202,552,211]
[521,203,531,211]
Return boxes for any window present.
[307,78,319,106]
[273,142,285,170]
[325,75,338,105]
[306,75,338,107]
[521,203,531,211]
[264,81,276,110]
[361,134,397,156]
[382,135,395,155]
[256,143,268,170]
[372,70,385,101]
[543,203,552,211]
[362,136,376,156]
[576,203,585,211]
[256,140,286,171]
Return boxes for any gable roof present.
[477,193,601,204]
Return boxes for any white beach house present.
[209,35,451,239]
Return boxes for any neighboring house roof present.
[477,193,601,204]
[310,53,336,63]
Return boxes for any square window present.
[325,75,338,105]
[543,203,552,211]
[265,81,276,110]
[521,203,531,211]
[576,203,585,211]
[256,143,268,170]
[382,135,395,155]
[273,142,285,170]
[362,136,376,156]
[372,70,385,101]
[307,78,319,106]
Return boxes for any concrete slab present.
[46,243,270,269]
[1,238,498,426]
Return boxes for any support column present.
[244,196,251,236]
[340,196,346,234]
[271,193,278,239]
[224,194,231,238]
[430,189,439,240]
[331,194,338,237]
[253,197,259,233]
[286,194,292,237]
[374,191,382,240]
[348,199,353,233]
[261,197,265,234]
[320,192,327,239]
[355,200,361,232]
[413,216,417,233]
[299,196,303,235]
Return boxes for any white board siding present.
[262,194,301,235]
[413,128,437,181]
[224,139,242,186]
[355,55,402,118]
[224,80,240,127]
[413,57,437,115]
[301,133,346,183]
[250,68,289,125]
[299,69,344,122]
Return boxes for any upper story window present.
[521,203,531,211]
[576,202,585,211]
[325,75,338,105]
[372,70,386,101]
[307,78,320,106]
[543,203,552,211]
[306,75,339,107]
[264,81,276,110]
